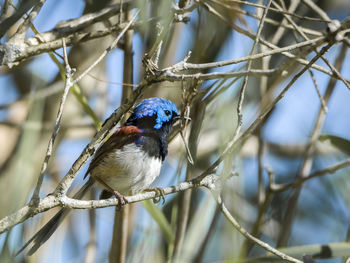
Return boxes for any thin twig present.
[211,0,321,37]
[204,74,243,104]
[233,0,272,140]
[272,1,329,111]
[72,10,140,86]
[270,0,301,45]
[301,0,332,22]
[29,0,132,43]
[228,0,329,22]
[13,0,46,39]
[0,0,41,38]
[271,158,350,192]
[215,195,303,263]
[29,38,74,203]
[167,36,325,72]
[180,131,194,165]
[162,68,278,81]
[308,70,328,112]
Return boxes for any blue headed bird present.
[18,97,183,255]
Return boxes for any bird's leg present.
[112,191,129,210]
[144,187,166,204]
[95,178,128,209]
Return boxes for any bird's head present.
[125,97,180,135]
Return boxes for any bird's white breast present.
[91,143,162,195]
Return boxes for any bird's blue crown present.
[127,97,178,129]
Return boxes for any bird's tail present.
[16,178,95,256]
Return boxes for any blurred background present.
[1,0,350,262]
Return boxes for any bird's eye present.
[164,110,171,116]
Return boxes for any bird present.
[17,97,185,255]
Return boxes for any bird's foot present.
[144,187,165,204]
[113,190,128,210]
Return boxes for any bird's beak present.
[174,115,191,122]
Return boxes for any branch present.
[215,195,303,263]
[270,158,350,192]
[0,195,58,234]
[40,0,132,41]
[166,36,325,72]
[0,0,41,38]
[228,0,330,23]
[301,0,332,22]
[0,15,144,67]
[30,38,74,203]
[159,68,279,81]
[233,0,272,140]
[71,10,140,86]
[0,173,219,233]
[12,0,46,40]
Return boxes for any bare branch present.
[0,0,41,38]
[215,195,303,263]
[30,38,74,203]
[301,0,332,22]
[13,0,46,40]
[271,158,350,192]
[0,173,219,233]
[233,0,272,140]
[72,10,140,85]
[169,35,325,72]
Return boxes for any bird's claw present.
[113,191,128,210]
[144,187,165,204]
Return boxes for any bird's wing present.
[84,126,142,179]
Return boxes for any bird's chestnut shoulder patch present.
[115,126,143,136]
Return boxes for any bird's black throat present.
[125,115,175,161]
[136,132,168,161]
